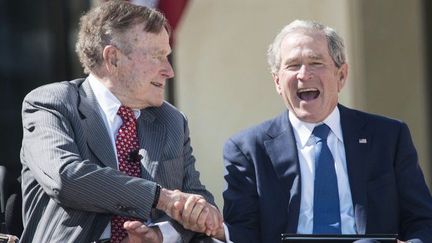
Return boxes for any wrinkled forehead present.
[282,29,327,47]
[280,30,329,57]
[125,25,171,50]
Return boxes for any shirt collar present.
[289,106,343,148]
[88,74,140,124]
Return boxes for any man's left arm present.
[174,116,222,241]
[153,115,222,242]
[395,122,432,242]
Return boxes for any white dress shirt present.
[88,75,178,242]
[289,107,357,234]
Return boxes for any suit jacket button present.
[116,205,127,211]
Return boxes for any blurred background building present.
[1,0,431,208]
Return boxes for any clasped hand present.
[161,189,223,236]
[123,189,224,243]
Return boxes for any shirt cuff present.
[155,221,181,243]
[211,223,232,243]
[156,221,232,243]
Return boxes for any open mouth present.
[297,88,320,101]
[151,81,164,88]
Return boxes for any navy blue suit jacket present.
[223,105,432,243]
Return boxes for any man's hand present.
[0,234,18,243]
[212,224,226,242]
[156,188,223,236]
[121,221,162,243]
[181,195,223,236]
[156,189,189,221]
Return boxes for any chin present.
[153,100,165,107]
[294,109,323,123]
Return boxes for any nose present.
[296,64,312,81]
[162,59,175,79]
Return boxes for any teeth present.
[297,88,320,101]
[298,88,318,93]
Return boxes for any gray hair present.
[75,0,170,74]
[267,20,346,74]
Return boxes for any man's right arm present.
[21,85,158,219]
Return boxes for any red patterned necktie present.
[111,105,142,243]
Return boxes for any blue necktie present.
[312,124,341,234]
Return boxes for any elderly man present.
[222,20,432,243]
[20,1,222,242]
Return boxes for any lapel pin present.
[359,138,367,144]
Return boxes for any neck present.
[112,92,147,110]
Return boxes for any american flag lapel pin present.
[359,138,367,144]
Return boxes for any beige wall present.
[175,0,430,207]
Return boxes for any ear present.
[272,72,282,95]
[337,63,348,92]
[102,45,119,73]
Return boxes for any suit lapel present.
[136,108,166,178]
[77,79,166,177]
[339,104,369,234]
[264,111,301,233]
[77,79,118,169]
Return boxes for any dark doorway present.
[0,0,90,179]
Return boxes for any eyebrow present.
[283,54,324,65]
[149,48,172,56]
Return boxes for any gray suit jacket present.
[20,78,214,242]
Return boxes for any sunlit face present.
[112,24,174,109]
[272,30,347,123]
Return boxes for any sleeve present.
[159,114,218,242]
[155,222,233,243]
[222,138,260,243]
[180,116,216,204]
[21,87,157,220]
[155,222,181,243]
[394,122,432,242]
[187,223,232,243]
